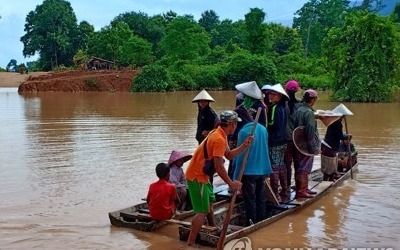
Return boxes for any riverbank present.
[0,72,49,87]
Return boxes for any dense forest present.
[13,0,400,101]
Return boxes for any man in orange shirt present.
[185,110,253,246]
[147,163,178,220]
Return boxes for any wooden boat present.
[108,183,231,232]
[178,162,359,248]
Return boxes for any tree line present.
[14,0,400,101]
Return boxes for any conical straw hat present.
[192,89,215,102]
[235,81,262,100]
[268,83,289,99]
[315,109,343,127]
[332,103,353,116]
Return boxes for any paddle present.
[216,107,261,250]
[343,116,353,179]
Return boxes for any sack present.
[203,159,215,179]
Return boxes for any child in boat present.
[147,163,178,220]
[168,150,192,210]
[337,133,357,172]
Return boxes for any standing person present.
[192,89,218,144]
[292,89,320,199]
[185,110,253,247]
[266,84,289,202]
[168,150,192,210]
[283,80,302,192]
[233,107,272,225]
[320,118,346,181]
[147,163,178,220]
[235,81,267,127]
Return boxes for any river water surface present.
[0,87,399,249]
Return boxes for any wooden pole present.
[216,107,261,250]
[343,116,353,179]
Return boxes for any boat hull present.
[178,163,359,247]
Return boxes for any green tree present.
[210,19,246,49]
[120,36,154,67]
[87,21,132,64]
[323,11,399,102]
[223,50,277,89]
[20,0,79,70]
[198,10,220,33]
[293,0,349,57]
[159,17,210,64]
[74,21,95,51]
[244,8,270,54]
[131,63,172,92]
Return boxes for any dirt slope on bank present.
[13,69,140,92]
[0,72,49,87]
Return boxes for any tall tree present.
[244,8,270,54]
[20,0,79,70]
[159,17,210,63]
[210,19,246,49]
[323,11,399,102]
[87,21,132,64]
[293,0,350,57]
[198,10,220,33]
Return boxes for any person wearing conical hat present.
[168,150,192,210]
[266,83,289,202]
[192,89,218,144]
[235,81,267,127]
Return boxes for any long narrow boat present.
[178,163,359,248]
[108,183,231,231]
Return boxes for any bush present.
[84,78,98,87]
[131,64,172,92]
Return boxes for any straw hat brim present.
[192,89,215,102]
[235,81,262,100]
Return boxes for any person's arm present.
[213,156,242,190]
[225,136,252,160]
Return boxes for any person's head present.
[342,133,352,144]
[155,163,170,180]
[168,150,192,168]
[302,89,318,106]
[268,84,289,104]
[285,80,300,93]
[234,106,254,127]
[192,89,215,109]
[219,110,242,135]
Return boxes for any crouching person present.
[147,163,178,220]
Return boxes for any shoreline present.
[0,72,48,87]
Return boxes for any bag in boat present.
[321,154,338,175]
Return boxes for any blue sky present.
[0,0,309,69]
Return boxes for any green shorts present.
[187,180,216,213]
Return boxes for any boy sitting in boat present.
[337,133,357,172]
[168,150,192,210]
[147,163,179,220]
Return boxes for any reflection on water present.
[0,88,399,249]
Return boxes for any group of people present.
[145,80,357,247]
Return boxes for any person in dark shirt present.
[321,118,346,181]
[266,84,289,202]
[192,89,218,144]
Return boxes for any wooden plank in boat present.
[289,181,332,205]
[265,179,279,205]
